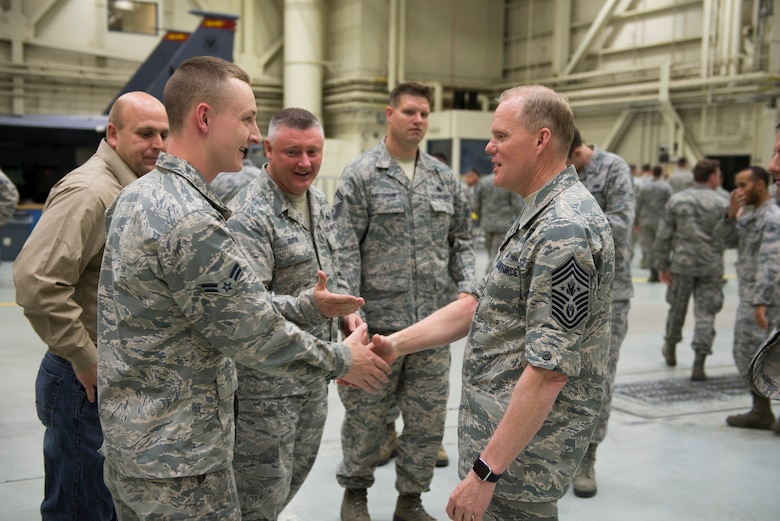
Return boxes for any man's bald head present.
[106,92,169,176]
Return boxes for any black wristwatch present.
[473,456,502,482]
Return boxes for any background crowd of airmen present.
[5,56,780,521]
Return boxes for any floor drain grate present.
[614,373,746,406]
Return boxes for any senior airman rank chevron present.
[551,254,591,330]
[200,263,242,296]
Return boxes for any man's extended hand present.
[658,271,672,285]
[313,270,364,318]
[370,333,399,366]
[339,323,391,391]
[76,364,98,403]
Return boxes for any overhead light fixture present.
[113,1,136,12]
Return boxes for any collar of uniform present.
[258,165,302,219]
[97,138,139,188]
[155,151,231,219]
[513,165,579,232]
[580,144,605,180]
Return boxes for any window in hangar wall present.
[427,139,493,176]
[108,0,158,35]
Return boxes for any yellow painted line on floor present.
[0,301,18,307]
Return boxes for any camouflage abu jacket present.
[459,165,615,503]
[97,152,352,479]
[332,139,476,332]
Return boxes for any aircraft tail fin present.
[144,10,239,103]
[103,30,190,114]
[105,10,238,111]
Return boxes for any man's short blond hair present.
[163,56,251,133]
[497,85,574,158]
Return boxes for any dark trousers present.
[36,353,116,521]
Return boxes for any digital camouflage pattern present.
[576,145,634,302]
[472,173,525,263]
[635,177,672,273]
[654,185,729,353]
[590,299,630,444]
[663,275,724,354]
[227,166,341,519]
[749,328,780,399]
[333,139,476,493]
[458,165,614,506]
[0,168,18,226]
[718,201,780,383]
[576,145,634,444]
[98,152,353,480]
[104,463,241,520]
[654,185,729,277]
[211,159,263,204]
[333,140,476,329]
[667,169,694,194]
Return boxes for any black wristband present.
[473,456,502,482]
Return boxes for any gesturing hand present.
[313,270,364,318]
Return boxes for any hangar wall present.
[2,0,780,180]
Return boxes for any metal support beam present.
[659,63,703,160]
[257,39,283,75]
[551,0,571,75]
[563,0,621,75]
[28,0,61,27]
[602,109,636,152]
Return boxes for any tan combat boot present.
[393,494,436,521]
[691,352,707,381]
[573,443,598,498]
[435,444,449,467]
[341,488,370,521]
[726,393,775,429]
[772,416,780,435]
[378,422,399,466]
[662,342,677,367]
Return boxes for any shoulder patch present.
[200,263,242,296]
[550,255,591,330]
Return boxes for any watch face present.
[473,457,500,482]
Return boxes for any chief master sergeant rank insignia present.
[551,254,591,329]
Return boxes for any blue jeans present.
[36,353,116,521]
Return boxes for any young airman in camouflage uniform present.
[717,167,780,431]
[668,157,694,193]
[635,165,672,282]
[334,82,476,521]
[653,159,730,381]
[372,85,614,521]
[567,128,635,498]
[97,57,390,521]
[227,108,358,520]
